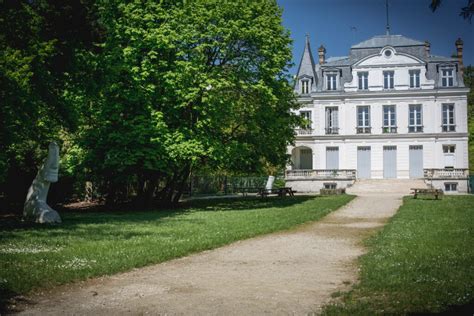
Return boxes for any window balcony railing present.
[424,168,469,179]
[286,169,357,180]
[408,125,423,133]
[356,126,371,134]
[295,128,313,136]
[382,126,397,133]
[325,127,339,135]
[441,125,456,132]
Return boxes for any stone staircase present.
[346,179,428,195]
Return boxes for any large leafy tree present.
[81,0,298,205]
[0,0,98,203]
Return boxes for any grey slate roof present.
[324,56,352,66]
[427,55,457,62]
[351,34,425,49]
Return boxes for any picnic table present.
[411,188,444,200]
[257,187,295,198]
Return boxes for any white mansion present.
[286,34,470,193]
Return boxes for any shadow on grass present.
[408,299,474,316]
[0,196,317,233]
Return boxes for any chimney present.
[424,41,431,57]
[455,37,464,75]
[318,45,326,64]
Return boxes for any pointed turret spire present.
[295,34,317,93]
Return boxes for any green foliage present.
[323,196,474,315]
[0,195,354,298]
[78,0,298,204]
[464,66,474,170]
[1,0,298,206]
[0,0,99,201]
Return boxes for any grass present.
[323,195,474,315]
[0,195,353,303]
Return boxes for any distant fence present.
[185,175,285,196]
[469,175,474,194]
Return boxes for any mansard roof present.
[351,34,425,49]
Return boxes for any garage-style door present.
[383,146,397,179]
[326,147,339,170]
[357,146,371,179]
[409,145,423,178]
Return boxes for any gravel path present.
[18,194,403,315]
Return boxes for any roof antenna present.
[385,0,390,35]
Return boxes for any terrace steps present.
[347,179,427,195]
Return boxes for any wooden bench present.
[411,188,444,200]
[258,187,295,198]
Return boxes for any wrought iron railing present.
[286,169,357,179]
[423,168,469,179]
[295,129,313,135]
[382,126,397,133]
[356,127,371,134]
[325,127,339,135]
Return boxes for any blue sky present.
[277,0,473,74]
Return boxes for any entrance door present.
[326,147,339,169]
[409,145,423,178]
[300,149,313,169]
[357,146,371,179]
[383,146,397,178]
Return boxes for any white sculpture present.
[265,175,275,192]
[23,142,62,224]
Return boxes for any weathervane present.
[386,0,391,35]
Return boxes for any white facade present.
[288,35,470,192]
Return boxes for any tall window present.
[441,68,454,87]
[383,105,397,133]
[442,104,455,132]
[357,106,371,134]
[409,70,420,88]
[409,104,423,132]
[298,111,312,135]
[325,107,339,134]
[301,80,309,94]
[326,74,337,90]
[358,72,368,90]
[383,71,394,89]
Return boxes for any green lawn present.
[323,195,474,315]
[0,195,353,301]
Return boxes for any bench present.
[258,187,295,198]
[411,188,444,200]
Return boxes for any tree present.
[0,0,99,204]
[430,0,474,22]
[463,65,474,170]
[79,0,299,206]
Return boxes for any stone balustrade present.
[286,169,357,179]
[423,168,469,179]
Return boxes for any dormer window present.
[301,80,310,94]
[326,74,337,90]
[441,68,454,87]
